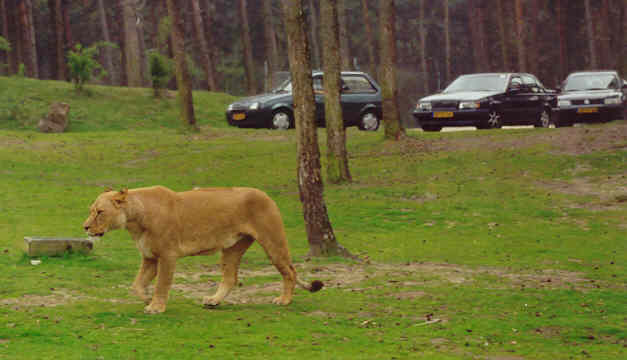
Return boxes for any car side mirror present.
[342,84,350,92]
[623,80,627,89]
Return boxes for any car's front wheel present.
[358,111,380,131]
[534,108,551,128]
[478,110,502,130]
[271,110,293,130]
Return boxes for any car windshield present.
[563,74,618,91]
[443,74,508,93]
[273,79,292,93]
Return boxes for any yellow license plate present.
[433,111,454,118]
[578,107,598,114]
[232,113,246,120]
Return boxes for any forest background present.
[1,0,626,125]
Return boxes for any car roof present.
[311,70,371,77]
[567,70,618,77]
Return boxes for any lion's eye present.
[96,210,104,215]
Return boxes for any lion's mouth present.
[87,232,104,237]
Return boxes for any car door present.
[519,75,544,124]
[312,75,326,126]
[339,74,380,126]
[501,75,525,123]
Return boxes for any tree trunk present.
[116,0,128,86]
[201,0,219,91]
[239,0,256,95]
[321,0,351,184]
[622,0,627,75]
[281,0,349,258]
[62,0,73,54]
[191,0,216,91]
[262,0,280,90]
[360,0,376,78]
[166,0,197,130]
[443,0,451,83]
[0,0,9,75]
[308,0,320,69]
[338,0,350,70]
[17,0,38,78]
[121,0,143,87]
[496,0,509,71]
[468,0,489,73]
[526,0,539,76]
[556,0,567,81]
[379,0,404,140]
[583,0,597,69]
[97,0,115,84]
[7,0,19,74]
[598,0,610,69]
[418,0,428,94]
[514,0,526,71]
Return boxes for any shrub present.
[66,42,114,92]
[148,50,173,98]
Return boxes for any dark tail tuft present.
[309,280,324,293]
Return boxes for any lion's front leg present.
[132,257,158,304]
[145,257,176,314]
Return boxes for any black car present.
[413,73,556,131]
[553,71,626,127]
[226,71,382,131]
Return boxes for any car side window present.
[509,76,522,91]
[313,77,324,94]
[340,75,377,94]
[521,75,540,93]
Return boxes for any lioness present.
[83,186,323,314]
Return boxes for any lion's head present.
[83,189,129,237]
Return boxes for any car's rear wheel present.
[358,111,380,131]
[271,110,292,130]
[421,125,442,132]
[534,108,551,128]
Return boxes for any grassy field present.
[0,76,625,359]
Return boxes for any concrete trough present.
[24,237,94,257]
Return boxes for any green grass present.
[0,76,625,359]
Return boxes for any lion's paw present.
[144,302,166,314]
[202,296,220,308]
[272,296,292,306]
[131,286,151,304]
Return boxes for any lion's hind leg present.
[255,236,296,306]
[203,235,254,308]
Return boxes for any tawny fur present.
[83,186,322,314]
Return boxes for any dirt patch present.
[0,262,607,309]
[171,262,599,306]
[0,288,137,309]
[537,174,627,210]
[425,122,627,156]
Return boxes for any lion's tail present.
[296,278,324,293]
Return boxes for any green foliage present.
[0,36,10,52]
[157,16,172,49]
[66,42,115,92]
[147,50,173,98]
[17,63,25,77]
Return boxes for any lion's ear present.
[103,186,113,193]
[111,189,128,208]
